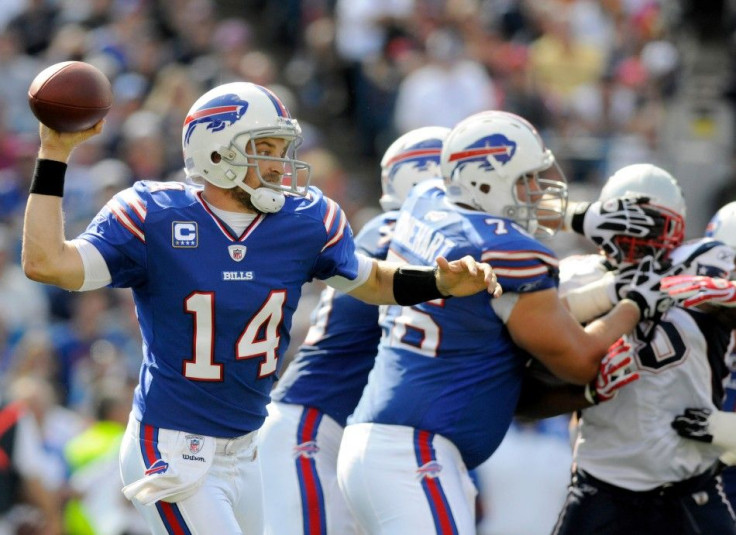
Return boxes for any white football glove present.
[609,263,639,302]
[572,196,666,264]
[661,275,736,308]
[584,338,640,404]
[625,256,682,320]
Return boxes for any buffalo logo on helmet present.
[386,142,443,182]
[183,94,249,144]
[448,134,516,172]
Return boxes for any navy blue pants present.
[552,466,736,535]
[723,465,736,511]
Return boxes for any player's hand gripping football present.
[580,196,665,264]
[435,256,502,298]
[38,121,104,162]
[584,338,640,405]
[661,275,736,308]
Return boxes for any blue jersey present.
[349,186,559,469]
[78,181,359,437]
[270,210,397,426]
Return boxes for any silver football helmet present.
[440,110,567,236]
[182,82,311,213]
[379,126,450,211]
[598,163,686,264]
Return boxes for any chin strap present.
[218,146,286,213]
[239,182,285,213]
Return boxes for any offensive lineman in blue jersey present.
[336,111,658,534]
[21,82,500,535]
[258,126,451,535]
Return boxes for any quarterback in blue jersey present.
[21,82,498,535]
[336,111,648,535]
[259,126,450,535]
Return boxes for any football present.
[28,61,113,133]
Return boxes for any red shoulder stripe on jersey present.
[481,249,559,267]
[108,199,145,242]
[322,198,338,233]
[492,265,551,278]
[321,211,347,252]
[119,189,147,221]
[321,198,347,251]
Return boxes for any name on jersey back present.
[393,211,456,264]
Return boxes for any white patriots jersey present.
[349,186,560,470]
[576,306,733,490]
[563,239,735,490]
[558,253,609,296]
[78,181,359,437]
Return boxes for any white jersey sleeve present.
[71,238,112,291]
[558,253,609,294]
[558,253,614,323]
[710,411,736,455]
[324,253,373,293]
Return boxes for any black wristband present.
[570,201,591,235]
[393,266,450,306]
[29,159,67,197]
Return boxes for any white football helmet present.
[669,238,735,279]
[705,201,736,250]
[598,163,686,264]
[182,82,311,213]
[440,110,567,236]
[379,126,450,211]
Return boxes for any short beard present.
[228,185,261,213]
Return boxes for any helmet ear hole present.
[210,151,221,164]
[480,184,490,194]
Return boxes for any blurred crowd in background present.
[0,0,734,534]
